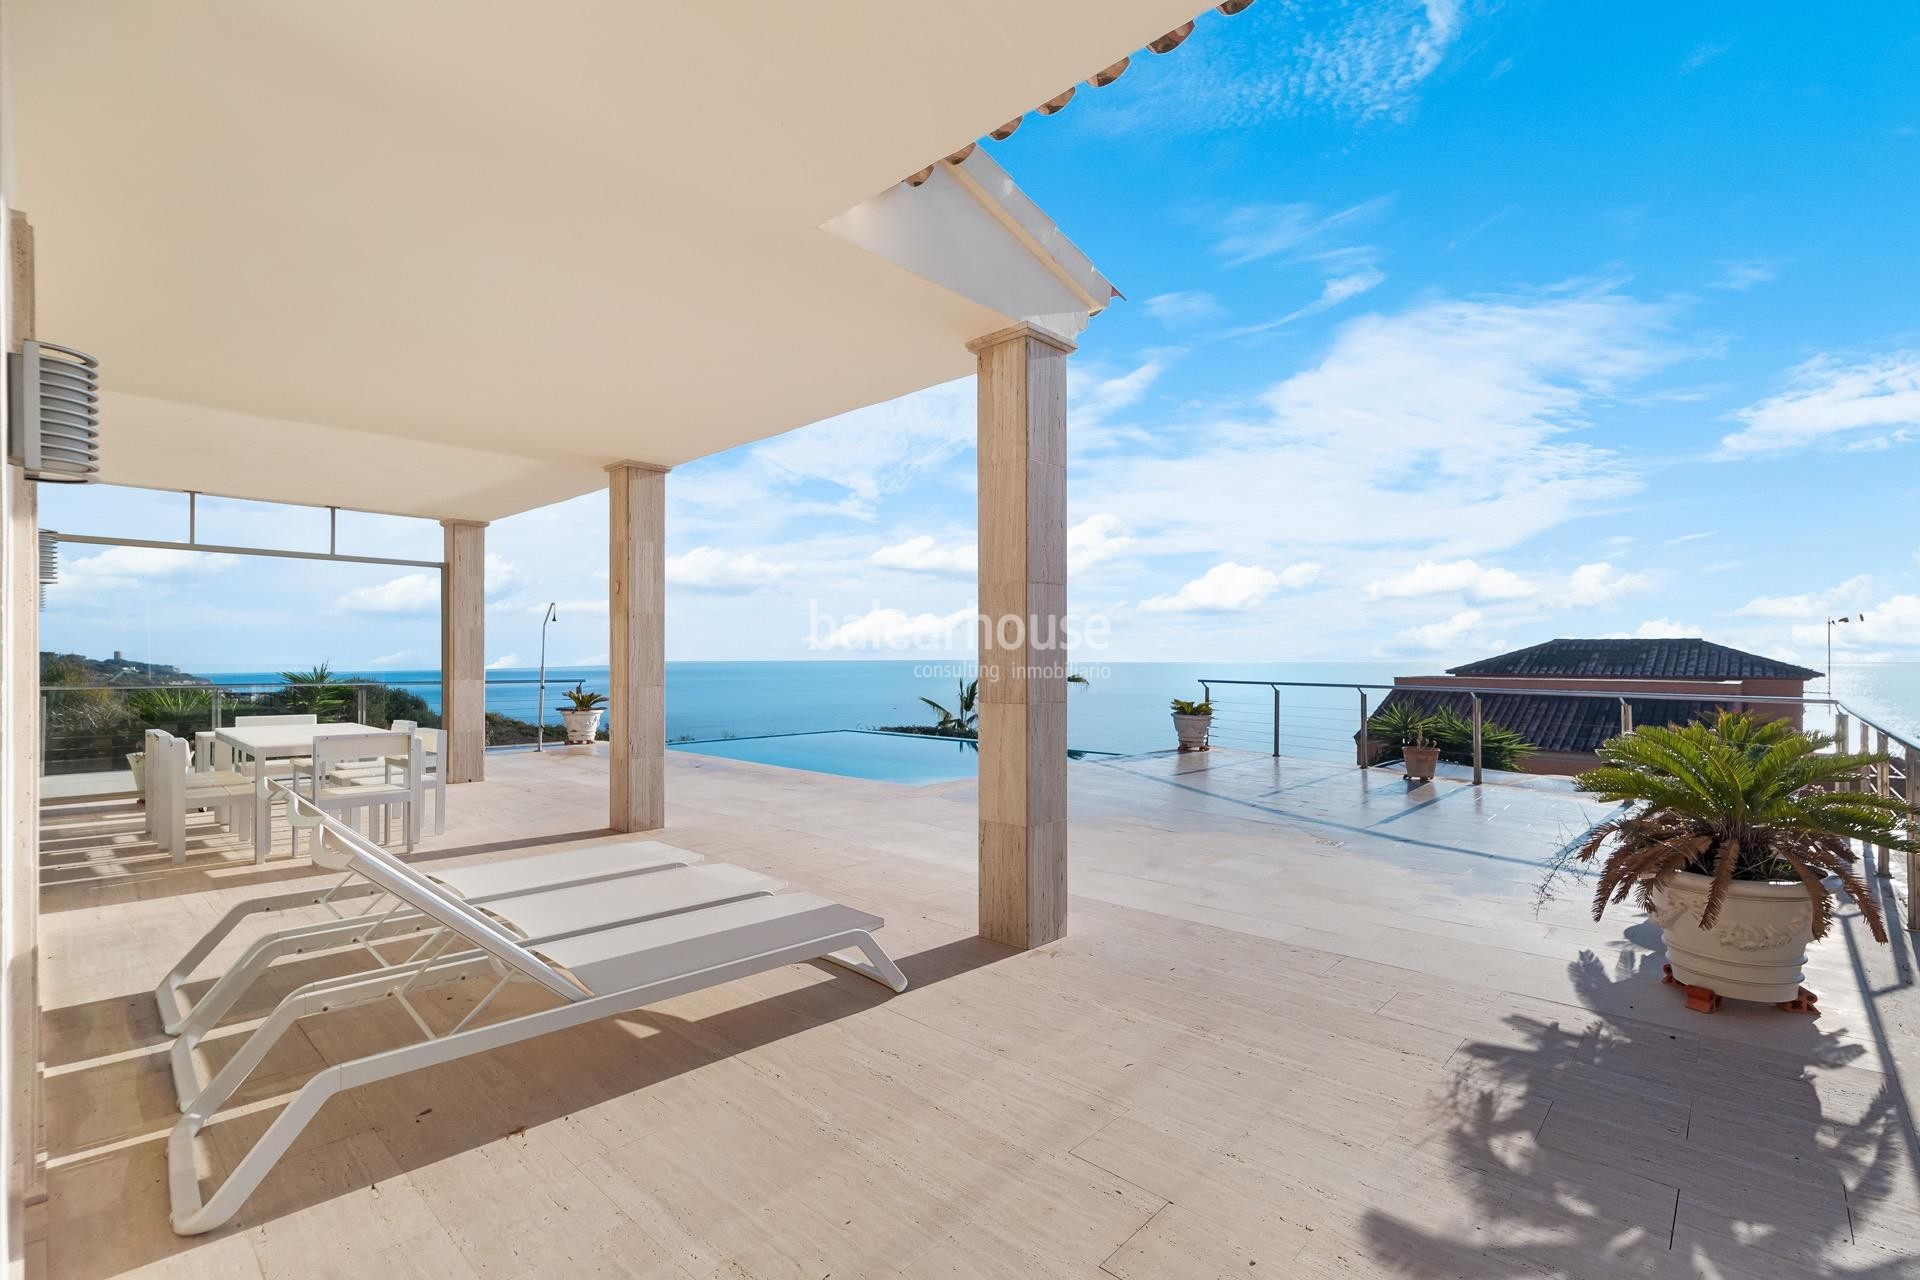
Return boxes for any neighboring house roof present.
[1373,690,1725,758]
[1446,638,1821,682]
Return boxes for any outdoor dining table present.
[214,722,382,862]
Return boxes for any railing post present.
[211,687,221,731]
[1835,710,1851,790]
[355,685,368,726]
[1356,689,1369,769]
[1876,729,1893,878]
[1271,686,1281,758]
[1906,744,1919,933]
[1618,698,1633,737]
[1471,693,1483,785]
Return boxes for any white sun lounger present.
[167,786,906,1236]
[154,835,708,1034]
[167,858,789,1109]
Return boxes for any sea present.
[190,660,1920,762]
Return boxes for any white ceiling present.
[10,1,1206,520]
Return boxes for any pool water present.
[668,729,1111,785]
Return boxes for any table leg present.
[253,753,270,864]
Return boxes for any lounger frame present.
[167,785,905,1235]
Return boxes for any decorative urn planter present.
[559,708,604,745]
[1172,713,1212,752]
[1646,870,1817,1010]
[1401,744,1441,781]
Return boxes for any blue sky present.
[40,1,1920,673]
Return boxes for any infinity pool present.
[668,729,1112,785]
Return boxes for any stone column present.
[607,461,668,832]
[439,519,487,782]
[5,209,45,1208]
[970,321,1072,949]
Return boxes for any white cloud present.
[484,553,523,596]
[1681,41,1734,72]
[1734,574,1873,619]
[332,554,519,614]
[809,606,975,652]
[1391,608,1487,652]
[1789,595,1920,654]
[1551,562,1651,608]
[1228,269,1388,339]
[334,572,439,615]
[364,650,414,668]
[518,597,608,617]
[1366,558,1534,601]
[1289,0,1467,119]
[666,546,793,590]
[747,378,975,511]
[1068,514,1133,574]
[1079,286,1676,565]
[1143,291,1220,326]
[1721,352,1920,455]
[869,536,975,575]
[1607,619,1699,639]
[1712,260,1775,290]
[1215,198,1390,267]
[1070,0,1469,134]
[62,546,239,582]
[485,654,521,670]
[1141,562,1303,613]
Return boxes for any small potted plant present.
[1170,698,1212,752]
[558,683,607,744]
[1572,712,1911,1014]
[1371,700,1441,780]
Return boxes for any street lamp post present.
[1827,613,1864,698]
[536,602,558,751]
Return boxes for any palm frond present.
[1571,711,1913,944]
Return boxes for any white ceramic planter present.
[1647,869,1816,1004]
[1172,713,1212,752]
[560,708,604,745]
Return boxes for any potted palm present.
[1170,698,1212,752]
[1370,701,1441,780]
[558,683,607,744]
[1573,712,1913,1014]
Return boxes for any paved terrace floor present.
[29,747,1920,1278]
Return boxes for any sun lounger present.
[167,859,787,1108]
[166,785,905,1235]
[154,836,709,1034]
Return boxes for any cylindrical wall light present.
[37,528,56,610]
[9,341,100,483]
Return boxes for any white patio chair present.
[295,730,421,856]
[138,731,255,865]
[166,786,905,1235]
[326,720,446,838]
[154,835,710,1033]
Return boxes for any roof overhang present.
[8,1,1204,521]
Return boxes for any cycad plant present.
[274,663,349,718]
[920,679,979,736]
[1572,712,1915,942]
[561,683,607,711]
[1368,700,1533,771]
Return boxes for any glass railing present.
[39,677,591,776]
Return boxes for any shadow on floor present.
[1361,932,1918,1277]
[41,932,1016,1277]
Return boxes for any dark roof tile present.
[1374,689,1743,756]
[1445,638,1820,682]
